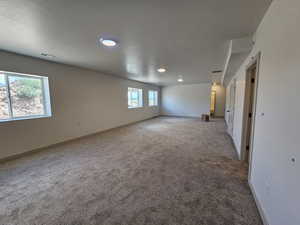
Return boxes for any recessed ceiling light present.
[157,68,167,73]
[177,78,183,82]
[100,38,118,47]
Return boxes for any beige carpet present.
[0,117,262,225]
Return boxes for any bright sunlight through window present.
[128,87,143,108]
[148,90,158,106]
[0,71,52,122]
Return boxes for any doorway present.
[241,53,260,175]
[210,90,216,117]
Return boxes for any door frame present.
[228,79,236,136]
[210,90,217,116]
[241,52,261,179]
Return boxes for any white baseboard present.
[160,114,200,119]
[248,180,269,225]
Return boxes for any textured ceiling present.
[0,0,272,86]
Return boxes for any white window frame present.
[148,90,158,107]
[0,71,52,122]
[128,87,143,109]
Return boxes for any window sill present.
[0,114,52,123]
[128,106,143,109]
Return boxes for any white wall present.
[0,51,160,160]
[161,83,210,117]
[226,1,300,224]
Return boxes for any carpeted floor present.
[0,117,262,225]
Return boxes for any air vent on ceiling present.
[212,70,222,74]
[41,53,56,58]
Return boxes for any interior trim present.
[249,180,269,225]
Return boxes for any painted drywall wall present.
[211,84,226,117]
[0,51,160,160]
[161,83,210,117]
[226,1,300,224]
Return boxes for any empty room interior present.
[0,0,299,225]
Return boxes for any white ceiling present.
[0,0,272,86]
[224,52,249,86]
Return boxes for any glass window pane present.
[128,87,143,108]
[128,90,131,106]
[8,75,45,117]
[139,89,143,107]
[0,74,10,120]
[148,90,158,106]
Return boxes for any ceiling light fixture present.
[157,68,167,73]
[100,38,118,47]
[177,78,183,82]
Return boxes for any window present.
[128,87,143,108]
[0,71,51,122]
[148,90,158,106]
